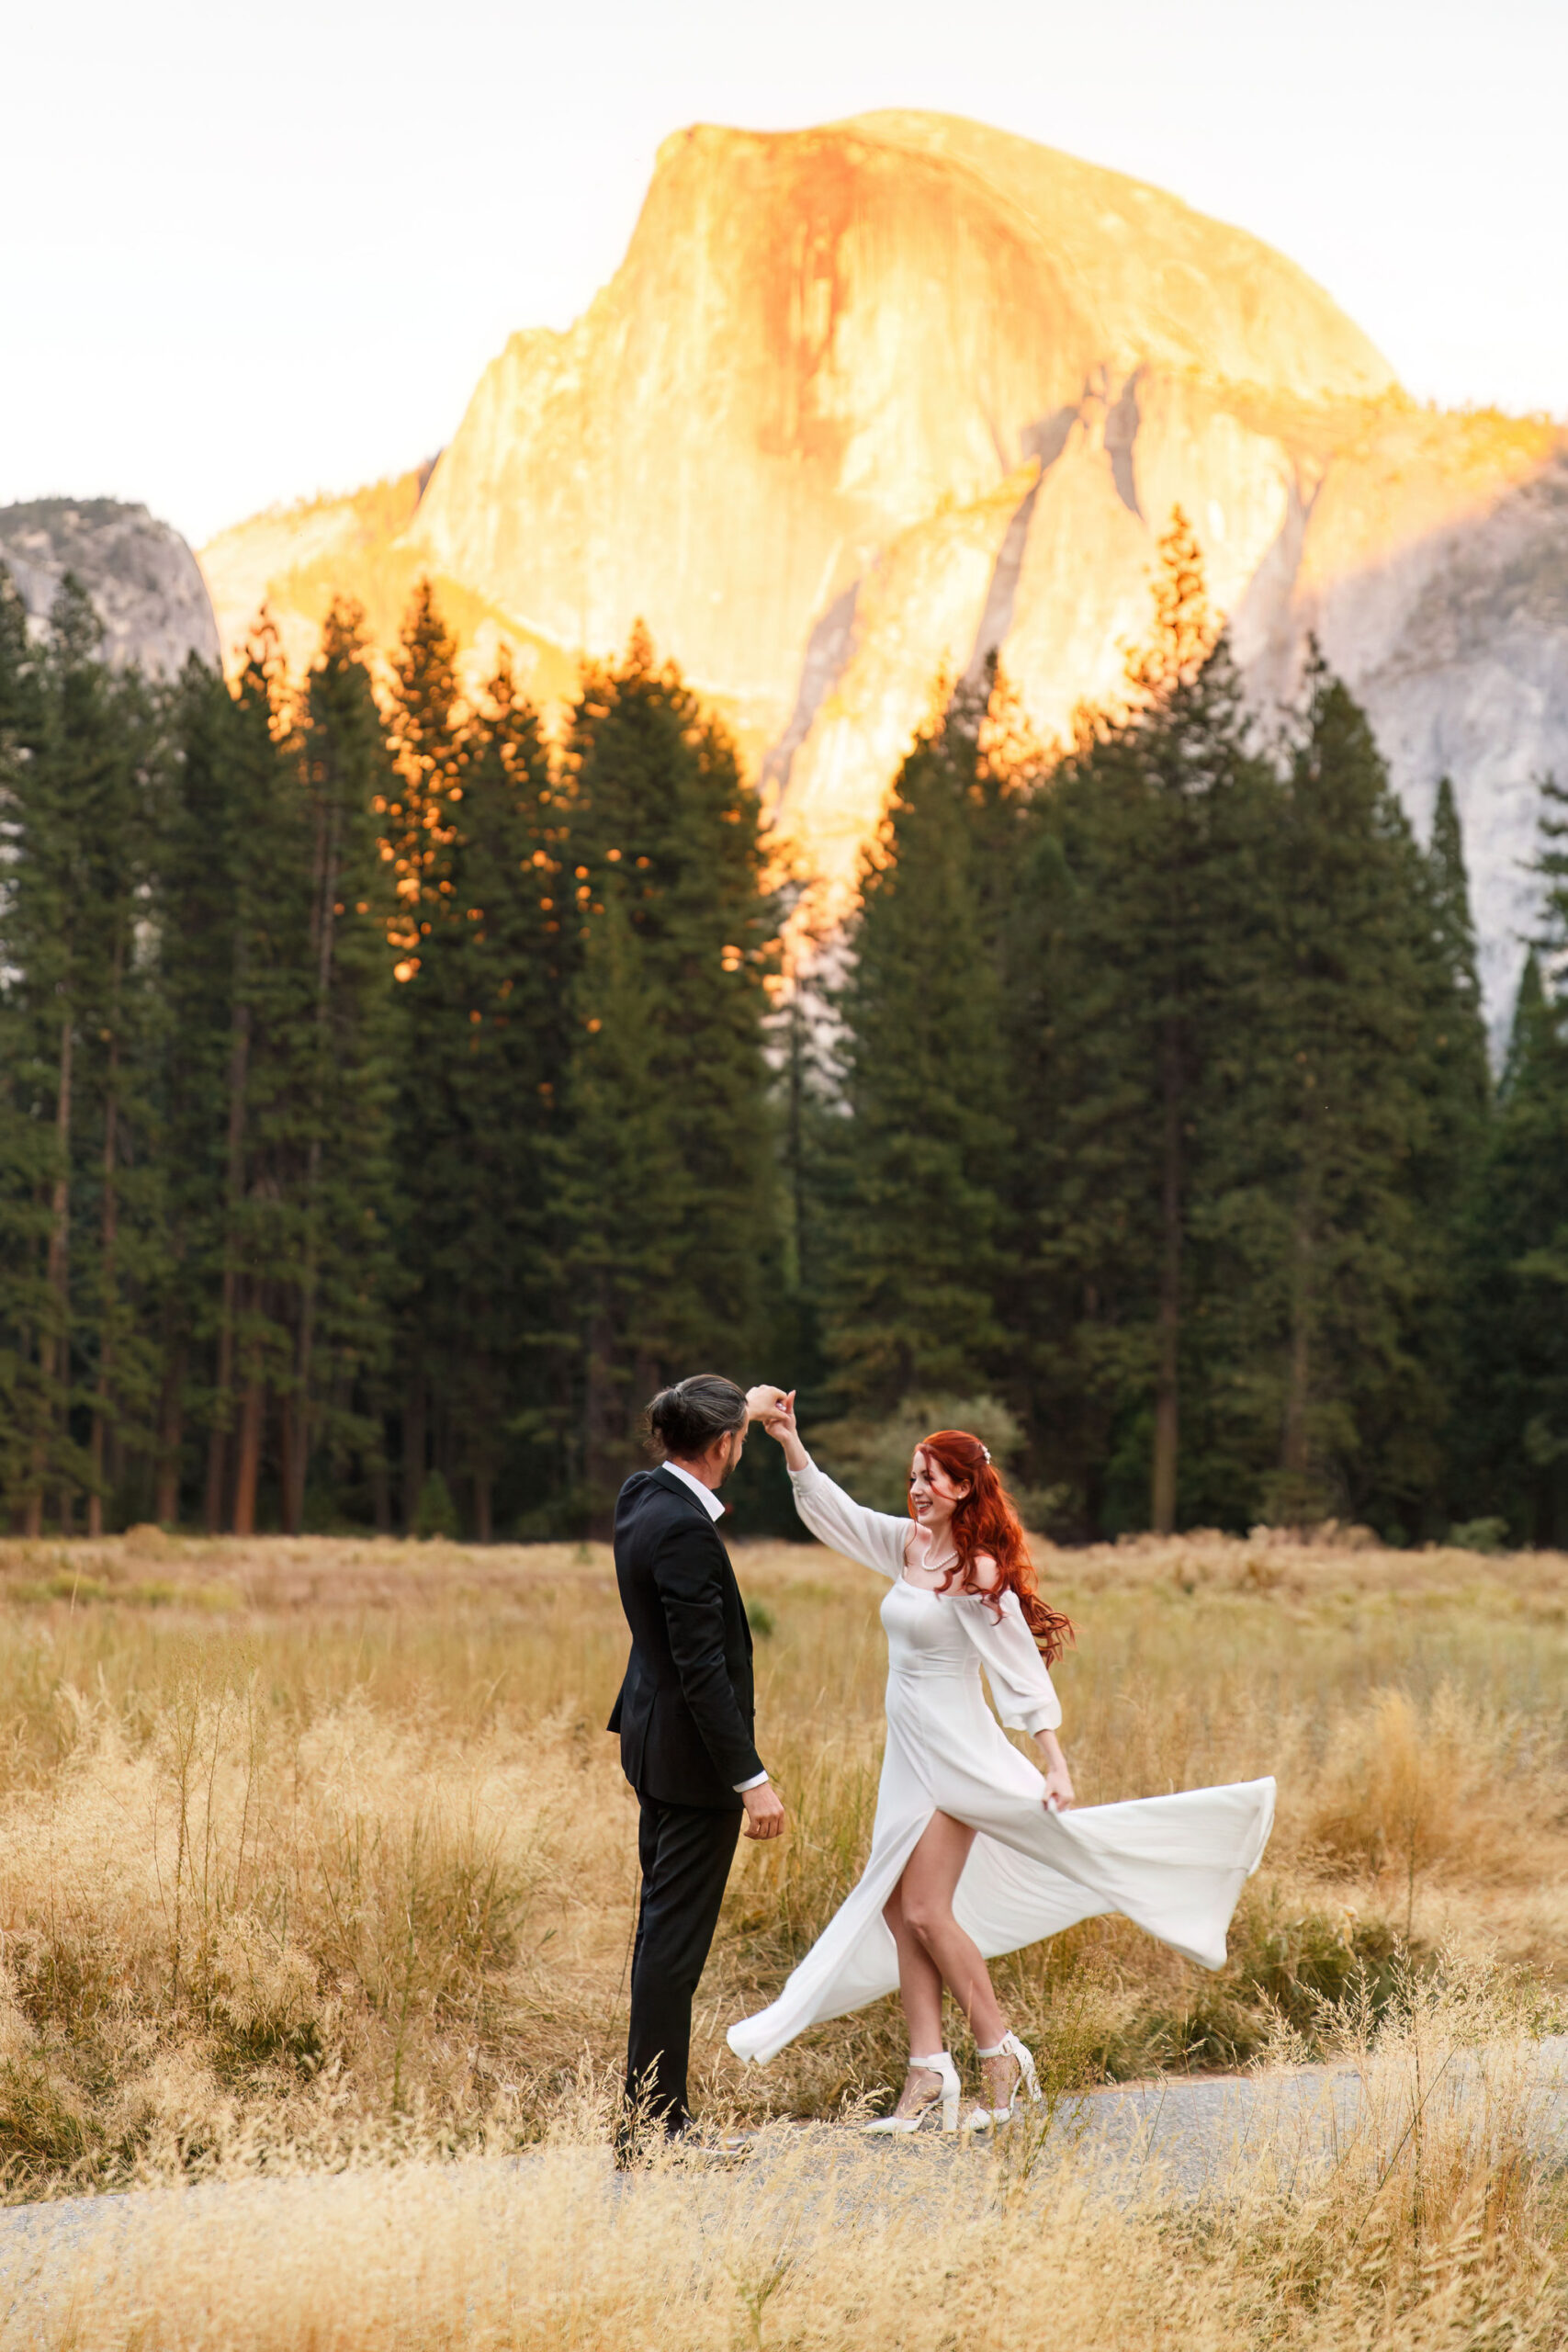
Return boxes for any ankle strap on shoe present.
[976,2039,1010,2058]
[911,2052,949,2069]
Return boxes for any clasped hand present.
[745,1384,795,1438]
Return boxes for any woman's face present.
[908,1448,969,1530]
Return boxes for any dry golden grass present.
[0,1525,1563,2211]
[5,1975,1567,2350]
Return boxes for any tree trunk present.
[401,1382,427,1531]
[278,1403,299,1536]
[287,786,342,1542]
[26,1006,75,1538]
[369,1451,391,1535]
[154,1345,185,1526]
[232,1379,265,1537]
[1151,1012,1182,1536]
[205,1000,251,1532]
[1280,1208,1314,1493]
[473,1472,493,1546]
[584,1279,619,1542]
[87,944,124,1540]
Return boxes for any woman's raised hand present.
[746,1386,805,1465]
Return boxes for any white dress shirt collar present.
[660,1459,727,1521]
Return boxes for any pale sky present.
[5,0,1563,549]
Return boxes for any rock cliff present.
[0,499,219,675]
[197,112,1568,1029]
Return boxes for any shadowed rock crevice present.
[761,582,860,808]
[964,467,1048,691]
[1105,371,1144,518]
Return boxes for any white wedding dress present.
[728,1461,1275,2066]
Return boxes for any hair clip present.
[981,1445,991,1464]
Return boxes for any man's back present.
[610,1465,761,1808]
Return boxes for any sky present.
[5,0,1564,550]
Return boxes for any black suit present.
[608,1465,762,2132]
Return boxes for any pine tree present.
[419,649,561,1539]
[816,672,1020,1419]
[555,628,779,1524]
[556,879,687,1513]
[74,644,164,1534]
[381,583,569,1537]
[1454,785,1568,1542]
[1190,662,1480,1536]
[159,637,293,1529]
[0,577,164,1532]
[1023,516,1280,1534]
[0,561,51,1521]
[384,580,468,1524]
[1257,666,1435,1524]
[206,602,397,1534]
[286,602,399,1530]
[1427,778,1490,1101]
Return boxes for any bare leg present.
[897,1812,1008,2046]
[882,1813,1019,2115]
[883,1873,945,2055]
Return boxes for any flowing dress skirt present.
[729,1577,1275,2066]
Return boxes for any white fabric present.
[728,1461,1276,2067]
[660,1460,728,1521]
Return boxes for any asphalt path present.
[2,2036,1564,2324]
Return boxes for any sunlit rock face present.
[198,112,1568,1026]
[1,499,219,675]
[1242,409,1568,1030]
[407,109,1395,783]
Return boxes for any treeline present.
[811,521,1568,1545]
[2,523,1565,1544]
[0,579,775,1539]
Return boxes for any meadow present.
[0,1521,1565,2346]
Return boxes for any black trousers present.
[624,1795,742,2133]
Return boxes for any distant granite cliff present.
[197,111,1568,1031]
[0,498,219,676]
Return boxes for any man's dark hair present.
[645,1374,748,1461]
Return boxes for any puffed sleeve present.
[787,1458,907,1579]
[955,1589,1062,1732]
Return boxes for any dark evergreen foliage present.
[817,672,1018,1417]
[555,628,781,1526]
[0,554,1555,1544]
[1018,519,1280,1534]
[1452,784,1568,1544]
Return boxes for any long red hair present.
[910,1430,1075,1667]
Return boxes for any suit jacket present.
[607,1465,762,1809]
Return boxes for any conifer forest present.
[3,520,1566,1550]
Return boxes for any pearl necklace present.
[915,1539,959,1577]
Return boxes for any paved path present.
[2,2036,1565,2315]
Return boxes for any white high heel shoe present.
[964,2031,1043,2131]
[862,2051,962,2134]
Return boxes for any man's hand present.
[741,1781,786,1841]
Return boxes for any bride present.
[729,1390,1275,2134]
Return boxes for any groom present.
[608,1374,785,2145]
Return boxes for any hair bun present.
[645,1374,748,1460]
